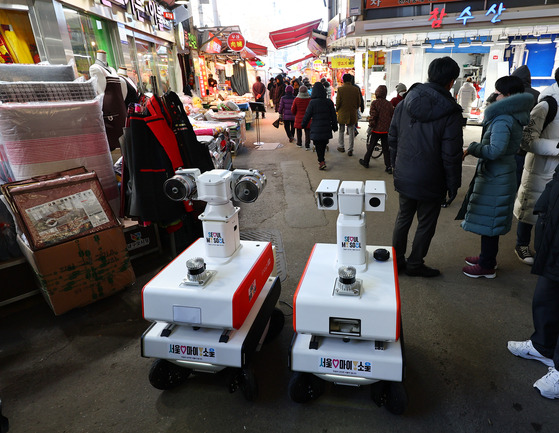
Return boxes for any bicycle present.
[366,127,383,159]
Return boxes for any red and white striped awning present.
[246,42,268,57]
[286,53,316,68]
[269,19,322,50]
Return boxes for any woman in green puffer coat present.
[459,75,533,278]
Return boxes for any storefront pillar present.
[27,0,67,64]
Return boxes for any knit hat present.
[396,83,407,94]
[285,85,294,93]
[299,85,308,93]
[297,85,310,98]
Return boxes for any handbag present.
[272,117,281,128]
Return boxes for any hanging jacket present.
[461,92,533,236]
[389,82,463,201]
[514,83,559,225]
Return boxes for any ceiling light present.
[458,40,470,48]
[482,37,495,46]
[421,39,431,48]
[510,37,525,45]
[495,35,509,45]
[433,41,445,49]
[444,38,455,47]
[470,38,483,46]
[537,35,552,44]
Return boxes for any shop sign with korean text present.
[99,0,172,31]
[366,0,461,9]
[227,32,246,52]
[331,56,354,69]
[204,32,222,54]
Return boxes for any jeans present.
[296,128,311,147]
[516,220,533,246]
[531,276,559,368]
[338,123,355,152]
[314,139,328,163]
[283,120,295,140]
[479,235,499,269]
[392,194,442,268]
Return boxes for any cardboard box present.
[17,226,135,315]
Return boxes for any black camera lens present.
[369,197,381,208]
[322,196,334,207]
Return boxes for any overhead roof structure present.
[269,19,322,50]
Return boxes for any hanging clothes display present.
[102,76,127,150]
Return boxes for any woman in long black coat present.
[302,82,338,170]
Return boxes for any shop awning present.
[286,53,316,68]
[269,19,322,50]
[246,42,268,57]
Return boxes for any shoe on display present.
[515,245,535,265]
[465,256,498,269]
[507,340,554,367]
[462,264,496,279]
[404,264,441,277]
[348,150,353,156]
[319,161,327,170]
[534,367,559,399]
[337,147,345,153]
[359,159,369,168]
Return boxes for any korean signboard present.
[204,32,222,54]
[227,32,246,52]
[366,0,462,9]
[100,0,172,31]
[429,2,506,28]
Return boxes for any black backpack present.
[541,95,558,133]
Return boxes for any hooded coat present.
[279,87,296,121]
[301,82,338,141]
[457,81,477,117]
[388,82,463,201]
[512,65,540,109]
[368,85,394,133]
[272,75,286,109]
[291,89,311,129]
[514,83,559,225]
[461,92,533,236]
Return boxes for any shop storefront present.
[0,2,40,64]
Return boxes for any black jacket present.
[302,82,338,141]
[533,164,559,281]
[511,65,540,109]
[388,82,463,201]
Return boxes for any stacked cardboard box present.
[2,168,135,314]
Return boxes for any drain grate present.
[240,229,287,282]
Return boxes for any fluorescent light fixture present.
[433,41,445,49]
[458,41,470,48]
[376,41,386,50]
[510,37,525,45]
[537,35,552,44]
[495,36,509,45]
[421,39,431,48]
[175,0,189,4]
[444,38,455,47]
[482,38,495,46]
[470,38,483,46]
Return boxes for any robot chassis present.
[141,168,284,400]
[288,179,408,415]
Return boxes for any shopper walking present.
[273,75,286,113]
[359,85,394,173]
[302,82,338,170]
[279,85,296,143]
[389,56,463,277]
[459,75,533,278]
[268,78,275,109]
[457,77,477,127]
[513,69,559,265]
[291,85,312,150]
[252,76,267,119]
[390,83,407,107]
[508,163,559,400]
[336,73,361,156]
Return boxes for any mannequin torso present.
[90,51,117,94]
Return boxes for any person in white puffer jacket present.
[457,77,477,127]
[513,68,559,265]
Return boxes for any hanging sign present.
[163,12,174,20]
[204,32,222,54]
[227,32,246,52]
[331,57,354,69]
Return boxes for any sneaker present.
[534,367,559,399]
[462,264,496,279]
[319,161,327,170]
[305,147,310,151]
[347,150,353,156]
[359,159,369,168]
[337,147,345,153]
[507,340,554,367]
[515,245,534,265]
[296,144,302,148]
[405,264,441,277]
[464,256,498,269]
[385,167,393,174]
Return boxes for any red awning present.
[269,19,322,50]
[240,46,258,60]
[246,42,268,57]
[286,53,316,68]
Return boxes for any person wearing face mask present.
[458,75,534,278]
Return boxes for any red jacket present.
[291,97,311,129]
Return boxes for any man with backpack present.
[513,67,559,265]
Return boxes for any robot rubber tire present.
[263,308,285,344]
[370,380,408,415]
[148,359,191,390]
[227,368,259,401]
[288,372,325,403]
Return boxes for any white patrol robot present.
[141,168,284,400]
[289,179,407,414]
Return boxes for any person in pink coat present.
[291,85,312,149]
